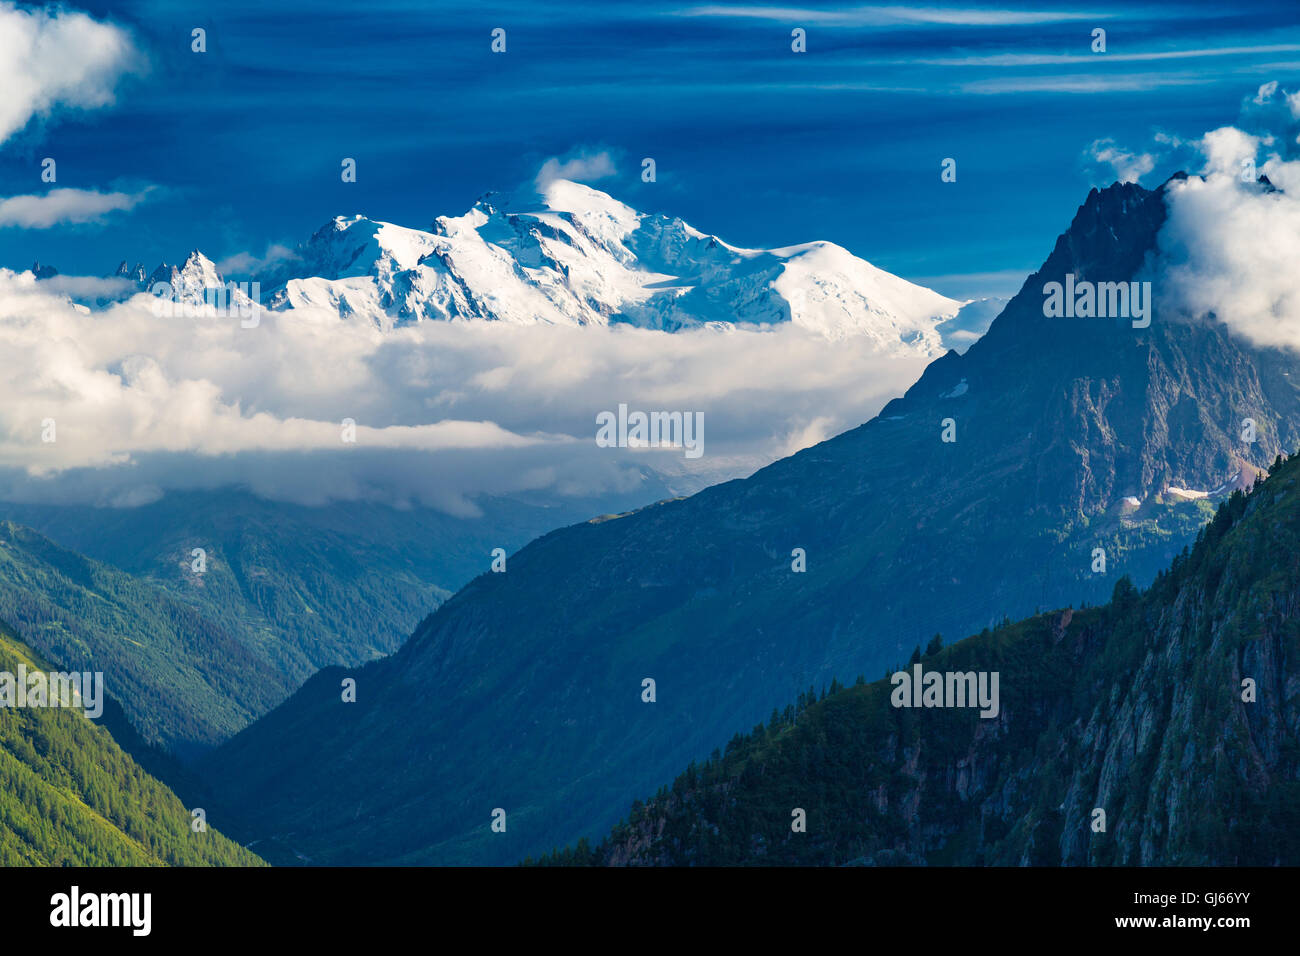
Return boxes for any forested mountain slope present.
[545,455,1300,866]
[0,623,264,866]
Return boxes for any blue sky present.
[2,0,1299,299]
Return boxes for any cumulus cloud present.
[0,271,927,512]
[1237,80,1300,158]
[0,187,151,228]
[0,2,142,144]
[1085,138,1156,184]
[1150,92,1300,352]
[1196,127,1262,178]
[535,150,616,191]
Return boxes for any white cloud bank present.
[0,272,929,513]
[0,2,142,145]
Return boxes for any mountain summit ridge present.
[39,180,996,353]
[261,178,984,349]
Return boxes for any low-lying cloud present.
[0,271,929,513]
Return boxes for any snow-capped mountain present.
[41,181,999,354]
[260,180,992,354]
[113,260,147,284]
[143,251,227,304]
[102,251,255,311]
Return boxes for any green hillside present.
[0,521,288,757]
[0,488,670,757]
[538,454,1300,866]
[0,623,264,866]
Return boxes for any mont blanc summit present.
[258,180,986,352]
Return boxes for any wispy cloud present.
[0,187,153,229]
[535,150,617,191]
[1085,138,1156,183]
[1254,79,1279,104]
[962,73,1208,94]
[216,244,300,275]
[920,44,1300,67]
[912,269,1032,300]
[675,4,1114,26]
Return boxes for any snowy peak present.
[113,180,986,352]
[530,179,645,248]
[179,250,221,284]
[145,261,174,289]
[31,181,1000,353]
[300,216,441,278]
[768,241,964,343]
[83,250,241,309]
[113,260,146,283]
[267,216,445,320]
[470,179,645,248]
